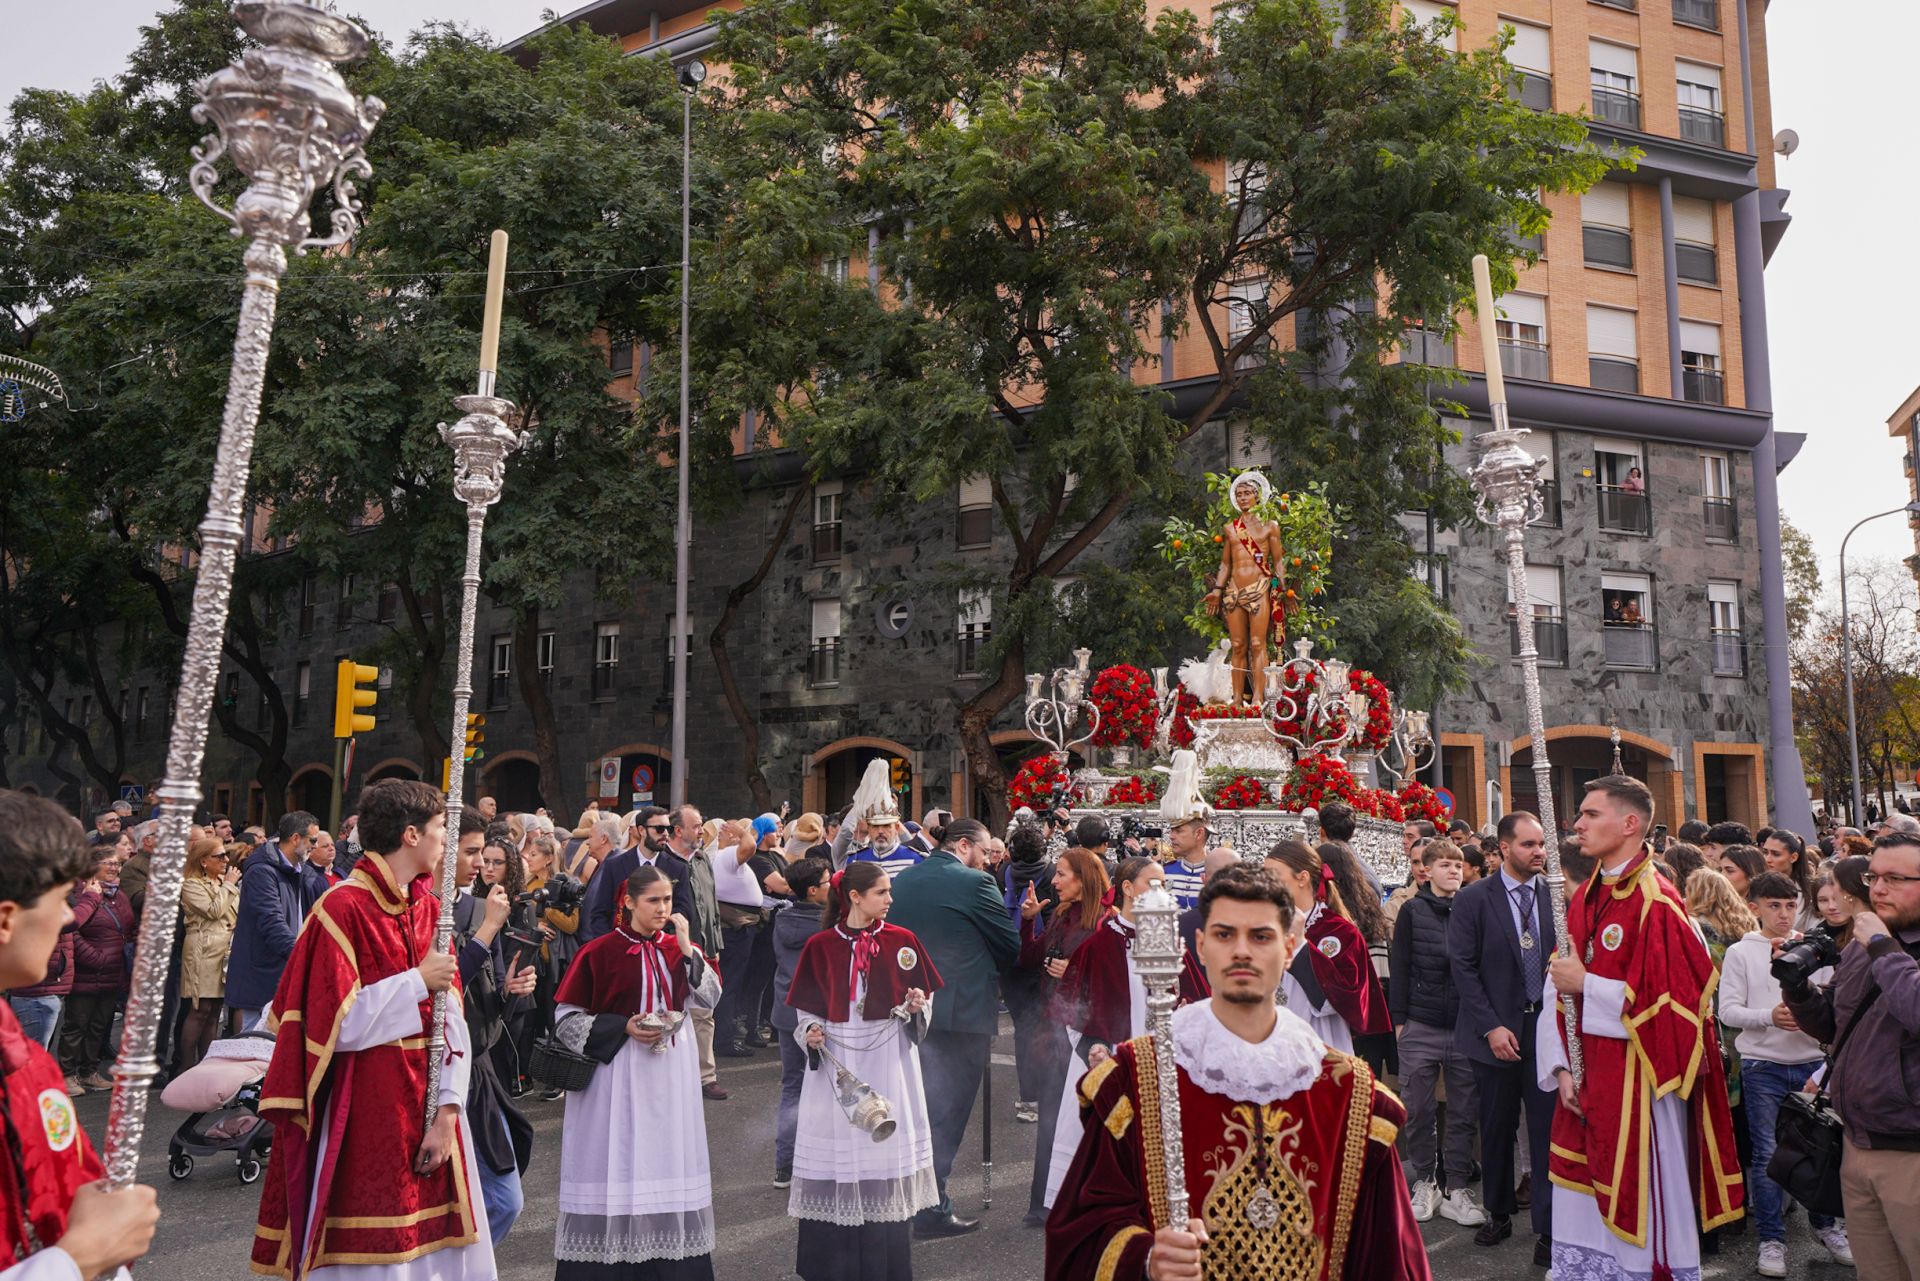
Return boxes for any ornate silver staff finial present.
[1131,886,1189,1228]
[103,0,383,1192]
[1609,715,1624,776]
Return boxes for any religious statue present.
[1204,471,1286,706]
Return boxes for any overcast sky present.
[4,2,1910,593]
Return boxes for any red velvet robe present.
[1548,852,1743,1246]
[1055,913,1139,1048]
[0,1003,103,1269]
[556,924,705,1016]
[1045,1035,1429,1280]
[251,855,480,1278]
[785,920,943,1020]
[1302,909,1391,1037]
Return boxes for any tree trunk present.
[514,606,565,811]
[709,481,811,813]
[397,571,450,768]
[959,634,1030,830]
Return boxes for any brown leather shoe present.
[701,1081,729,1101]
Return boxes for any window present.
[812,483,844,562]
[1226,278,1269,368]
[1708,581,1744,674]
[957,475,994,549]
[1673,196,1718,285]
[1595,437,1650,534]
[489,635,512,708]
[1586,305,1640,393]
[298,575,316,637]
[1528,433,1561,527]
[1402,1,1456,50]
[1674,0,1718,30]
[538,630,556,687]
[662,620,692,696]
[79,695,91,727]
[1680,320,1724,404]
[257,674,272,730]
[822,256,851,285]
[1227,158,1269,240]
[1412,552,1450,601]
[336,574,355,629]
[1494,293,1549,381]
[593,622,620,699]
[608,338,634,377]
[1581,183,1633,270]
[1402,317,1453,366]
[1225,420,1275,468]
[810,599,842,687]
[1507,564,1567,665]
[377,666,393,692]
[1590,41,1640,129]
[1702,452,1737,540]
[134,688,149,742]
[293,662,310,727]
[376,582,399,623]
[1676,62,1725,147]
[957,590,992,675]
[1601,572,1657,669]
[1507,21,1552,110]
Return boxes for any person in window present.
[1604,593,1624,624]
[1620,465,1644,494]
[1619,598,1644,626]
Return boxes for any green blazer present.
[886,850,1021,1035]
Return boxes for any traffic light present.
[464,713,486,763]
[441,757,452,792]
[333,660,378,738]
[889,757,908,792]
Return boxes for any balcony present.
[1510,70,1553,112]
[488,671,511,708]
[957,505,993,549]
[811,521,843,563]
[1510,616,1569,666]
[1498,339,1551,382]
[1597,484,1651,535]
[591,662,617,700]
[1673,0,1719,28]
[1710,628,1745,676]
[809,638,842,687]
[1603,622,1658,670]
[1591,0,1637,9]
[1588,356,1640,394]
[1507,225,1545,255]
[1678,107,1726,148]
[1402,328,1454,367]
[1532,478,1562,528]
[1592,87,1642,130]
[1683,368,1726,404]
[1703,496,1737,541]
[1582,224,1633,270]
[957,626,990,676]
[1675,242,1718,285]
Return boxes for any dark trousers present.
[1470,1007,1556,1240]
[1003,974,1054,1103]
[916,1028,990,1221]
[713,921,768,1043]
[58,991,118,1076]
[1026,1030,1070,1214]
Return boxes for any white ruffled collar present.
[1172,999,1326,1104]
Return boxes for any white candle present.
[478,229,509,376]
[1471,253,1506,408]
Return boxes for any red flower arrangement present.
[1353,788,1406,822]
[1007,753,1079,811]
[1348,671,1394,753]
[1211,775,1270,810]
[1190,702,1265,720]
[1105,774,1162,806]
[1278,752,1362,812]
[1168,689,1201,748]
[1089,665,1158,749]
[1268,665,1319,742]
[1397,780,1451,826]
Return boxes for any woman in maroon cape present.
[1265,840,1390,1053]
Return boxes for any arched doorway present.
[482,754,544,813]
[1504,725,1684,836]
[805,737,919,821]
[287,766,333,822]
[599,743,673,814]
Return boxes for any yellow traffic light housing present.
[464,713,486,763]
[889,757,908,791]
[333,660,378,738]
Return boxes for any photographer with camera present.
[512,831,584,1101]
[1782,831,1920,1279]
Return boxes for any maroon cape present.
[1305,909,1391,1037]
[1055,913,1138,1047]
[557,924,706,1016]
[786,920,942,1021]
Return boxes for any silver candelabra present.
[1380,706,1437,787]
[103,0,383,1190]
[1130,886,1189,1228]
[1259,639,1368,758]
[1024,647,1101,760]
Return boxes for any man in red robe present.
[252,779,495,1281]
[1540,774,1742,1281]
[1046,865,1429,1281]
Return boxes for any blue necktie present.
[1515,884,1547,1003]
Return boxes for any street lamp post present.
[670,58,706,812]
[1839,501,1920,824]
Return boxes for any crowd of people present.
[3,758,1918,1281]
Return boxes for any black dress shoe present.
[1022,1209,1048,1229]
[1473,1215,1513,1247]
[715,1040,756,1058]
[914,1213,982,1239]
[1533,1236,1552,1268]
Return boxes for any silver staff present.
[1130,886,1188,1228]
[1466,253,1581,1088]
[425,232,521,1123]
[103,0,382,1189]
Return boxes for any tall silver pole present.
[1466,256,1581,1088]
[670,84,693,811]
[1838,505,1911,825]
[102,1,382,1189]
[1129,886,1188,1227]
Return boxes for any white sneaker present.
[1409,1179,1439,1222]
[1815,1224,1855,1266]
[1756,1240,1788,1278]
[1439,1187,1487,1226]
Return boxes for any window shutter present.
[958,475,993,508]
[1497,293,1546,327]
[1589,40,1638,78]
[1672,196,1716,245]
[1508,22,1550,74]
[1580,183,1631,229]
[811,599,841,641]
[1707,581,1738,606]
[1587,306,1638,358]
[1679,320,1721,355]
[1677,61,1721,91]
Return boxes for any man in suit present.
[1448,809,1556,1265]
[887,816,1020,1239]
[581,808,688,940]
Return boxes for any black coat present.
[1388,886,1459,1029]
[452,893,533,1176]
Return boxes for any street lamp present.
[1839,500,1920,824]
[670,57,706,810]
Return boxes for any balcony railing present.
[1533,478,1562,527]
[1673,0,1719,28]
[1402,328,1454,367]
[811,521,843,562]
[1591,0,1637,9]
[1582,224,1633,270]
[1703,496,1737,541]
[1597,484,1651,535]
[809,638,842,687]
[1592,87,1642,130]
[957,626,991,675]
[957,506,993,549]
[592,662,617,700]
[1678,106,1725,147]
[1499,338,1551,382]
[1603,622,1658,670]
[1683,368,1725,404]
[1589,356,1640,394]
[1510,70,1553,112]
[1507,225,1544,255]
[1710,628,1745,676]
[488,671,511,708]
[1675,241,1718,285]
[1510,616,1569,665]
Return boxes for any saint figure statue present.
[1204,471,1286,706]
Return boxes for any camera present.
[1118,816,1163,844]
[518,871,585,915]
[1771,928,1842,991]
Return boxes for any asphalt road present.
[93,1034,1853,1281]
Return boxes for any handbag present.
[1766,983,1883,1218]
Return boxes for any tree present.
[1780,514,1820,643]
[1791,557,1920,820]
[704,0,1611,819]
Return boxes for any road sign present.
[1434,787,1456,818]
[119,785,146,805]
[632,764,655,794]
[599,758,620,799]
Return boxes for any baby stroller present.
[160,1028,276,1184]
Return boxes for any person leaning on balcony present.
[1620,465,1644,494]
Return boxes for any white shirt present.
[1498,865,1543,948]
